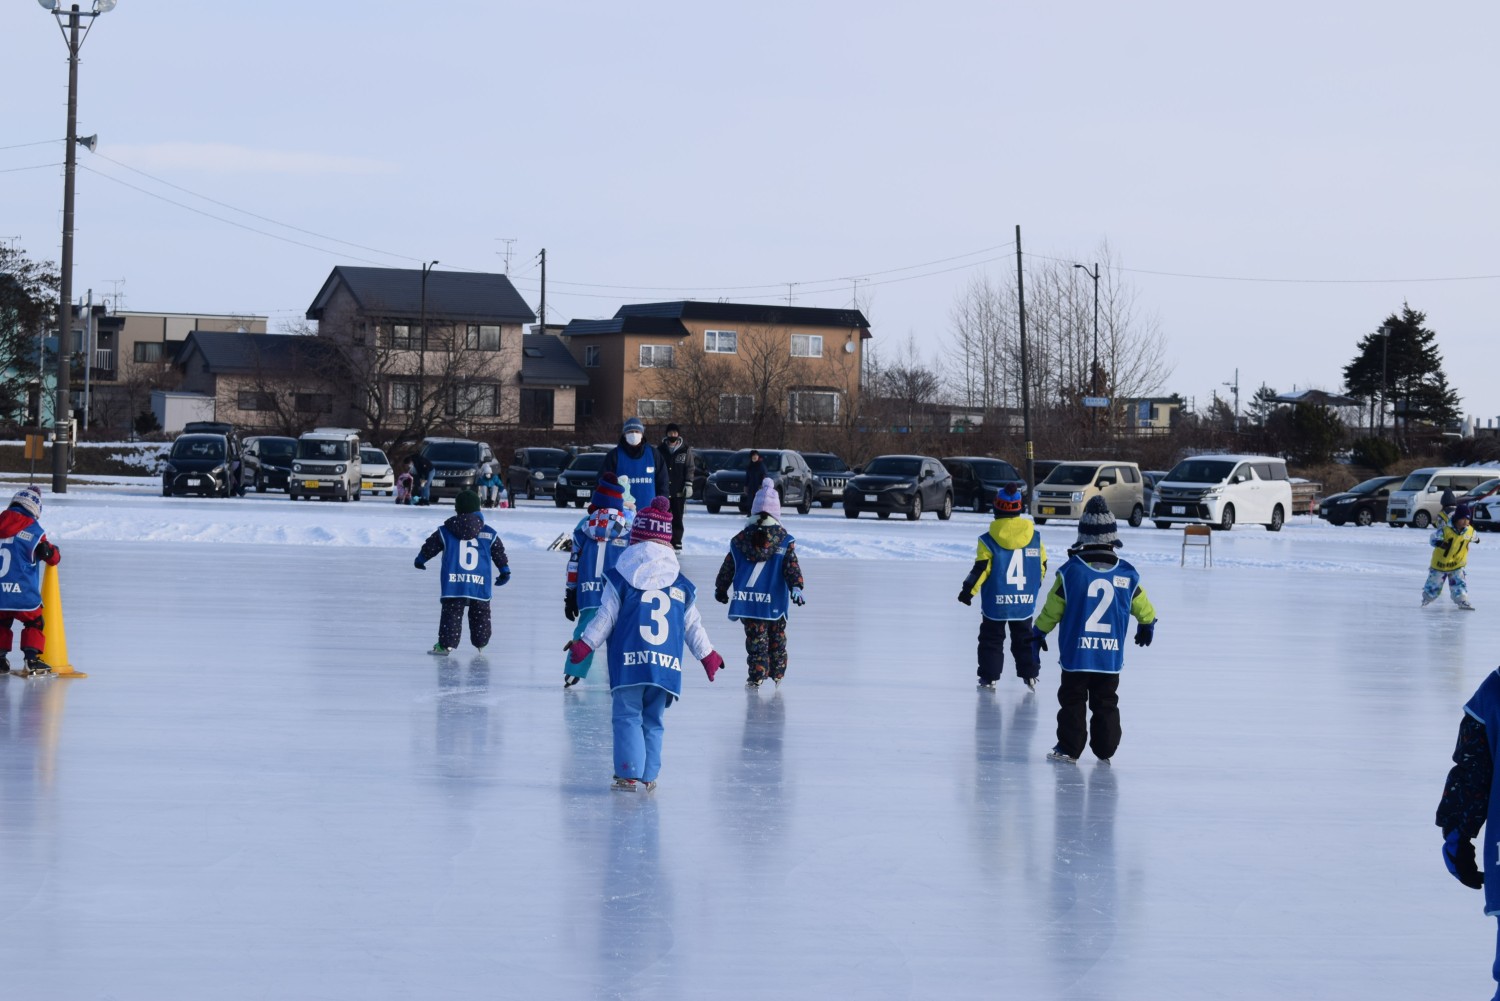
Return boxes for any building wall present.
[110,311,267,385]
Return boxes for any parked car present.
[843,454,954,521]
[359,446,396,496]
[692,448,736,500]
[243,435,297,493]
[1029,459,1063,487]
[162,425,243,498]
[1032,461,1146,527]
[942,456,1025,513]
[508,447,570,500]
[704,448,817,515]
[1386,466,1496,528]
[802,452,856,508]
[555,450,608,508]
[420,437,497,502]
[1316,474,1404,527]
[1473,494,1500,533]
[289,427,363,502]
[1142,470,1168,517]
[1151,454,1292,532]
[1457,476,1500,508]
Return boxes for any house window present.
[466,324,502,351]
[520,388,555,427]
[237,391,276,412]
[638,399,673,420]
[580,398,594,418]
[133,342,164,363]
[354,322,367,346]
[450,383,499,417]
[790,334,823,358]
[584,345,601,368]
[389,323,420,350]
[788,390,838,424]
[294,393,333,414]
[391,381,420,412]
[704,329,737,354]
[718,394,754,423]
[639,344,675,369]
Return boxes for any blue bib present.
[1054,556,1141,673]
[614,449,658,497]
[0,526,44,613]
[438,524,500,600]
[728,534,793,621]
[604,566,696,696]
[977,533,1043,621]
[573,529,629,611]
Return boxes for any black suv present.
[843,454,954,520]
[942,456,1025,513]
[801,452,856,508]
[419,438,497,502]
[243,435,297,492]
[704,449,816,515]
[508,447,569,500]
[555,450,607,508]
[692,448,735,501]
[1316,475,1404,527]
[162,421,243,497]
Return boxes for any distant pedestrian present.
[661,423,693,551]
[412,451,436,506]
[715,478,806,687]
[413,489,510,655]
[958,484,1047,692]
[745,449,768,493]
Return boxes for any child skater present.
[1436,666,1500,1000]
[714,478,806,688]
[0,487,63,676]
[413,489,510,655]
[1424,503,1479,610]
[562,472,632,687]
[477,461,505,509]
[958,483,1047,692]
[1030,495,1157,763]
[567,496,724,791]
[394,460,415,505]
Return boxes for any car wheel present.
[1154,520,1171,529]
[1413,510,1432,529]
[707,503,721,514]
[1128,504,1144,528]
[906,494,924,521]
[844,507,858,519]
[1215,505,1235,531]
[797,492,811,515]
[554,495,567,508]
[576,500,585,508]
[1327,517,1347,527]
[974,491,988,514]
[353,487,362,502]
[877,511,890,519]
[937,493,953,521]
[1268,504,1284,532]
[1034,517,1048,525]
[1355,508,1374,527]
[255,474,264,493]
[528,482,537,501]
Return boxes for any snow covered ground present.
[2,477,1497,999]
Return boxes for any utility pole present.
[537,248,546,336]
[1073,262,1100,436]
[419,260,439,438]
[1016,225,1034,492]
[83,288,93,435]
[498,237,517,276]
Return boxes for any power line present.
[0,161,64,174]
[1025,250,1500,286]
[0,140,62,151]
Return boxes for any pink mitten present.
[567,640,593,665]
[702,651,724,682]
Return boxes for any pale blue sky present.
[6,2,1497,423]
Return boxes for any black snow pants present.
[1055,669,1122,761]
[977,617,1039,684]
[439,597,493,651]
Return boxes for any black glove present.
[1445,829,1484,889]
[1030,626,1049,653]
[564,589,578,621]
[715,589,729,605]
[1135,620,1156,647]
[35,540,55,562]
[957,589,973,606]
[413,556,426,570]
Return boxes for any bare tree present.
[643,338,739,430]
[730,325,801,442]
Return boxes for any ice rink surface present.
[4,486,1500,999]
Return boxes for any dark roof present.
[306,267,536,324]
[519,335,590,387]
[1274,388,1363,407]
[560,316,689,338]
[616,300,870,330]
[174,330,343,374]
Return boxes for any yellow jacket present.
[967,516,1048,595]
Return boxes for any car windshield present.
[1349,476,1393,495]
[864,457,921,477]
[567,452,606,471]
[967,459,1016,479]
[1398,471,1433,492]
[170,437,224,461]
[725,450,781,471]
[360,449,389,466]
[297,439,349,461]
[700,451,734,471]
[425,442,481,463]
[1165,459,1236,484]
[802,454,848,473]
[260,440,295,461]
[528,449,569,466]
[1044,464,1099,486]
[1465,478,1500,497]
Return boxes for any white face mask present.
[625,431,643,446]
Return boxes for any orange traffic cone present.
[39,562,85,678]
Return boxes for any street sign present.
[1083,396,1111,408]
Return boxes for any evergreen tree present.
[1247,383,1280,427]
[0,247,58,425]
[1342,304,1461,436]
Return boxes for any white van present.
[1385,466,1496,529]
[289,428,363,502]
[1151,453,1292,531]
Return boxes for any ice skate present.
[23,656,51,677]
[563,674,581,688]
[1047,746,1078,763]
[1457,599,1476,611]
[746,677,764,689]
[1024,677,1038,693]
[428,644,451,657]
[977,680,996,691]
[611,776,641,792]
[638,780,658,792]
[1422,593,1438,607]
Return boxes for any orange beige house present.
[560,301,871,429]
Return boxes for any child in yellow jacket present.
[1424,503,1478,610]
[957,484,1047,691]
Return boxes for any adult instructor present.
[660,423,693,551]
[602,416,668,511]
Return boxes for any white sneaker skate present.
[1457,599,1476,611]
[1421,594,1437,607]
[1047,746,1078,763]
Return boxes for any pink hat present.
[630,496,674,546]
[751,477,781,519]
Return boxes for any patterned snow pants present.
[742,617,788,683]
[439,597,492,651]
[1423,567,1469,605]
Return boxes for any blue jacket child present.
[0,486,63,676]
[562,472,632,686]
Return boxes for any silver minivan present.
[289,428,363,502]
[1385,466,1495,528]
